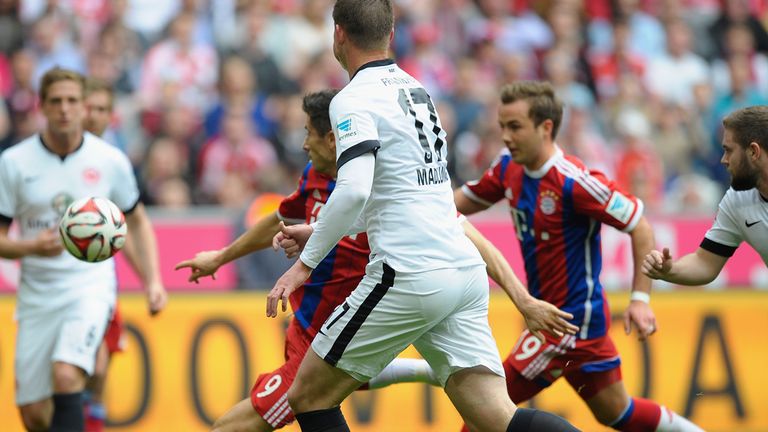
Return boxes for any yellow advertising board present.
[1,291,766,432]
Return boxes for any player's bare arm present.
[454,188,490,215]
[623,216,657,341]
[175,211,283,283]
[0,224,63,258]
[272,221,313,259]
[642,246,728,285]
[124,203,167,315]
[461,219,578,340]
[268,153,375,318]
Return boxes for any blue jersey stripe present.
[561,178,588,319]
[296,245,339,329]
[561,177,607,338]
[299,163,312,195]
[519,176,541,298]
[498,155,511,183]
[586,231,606,339]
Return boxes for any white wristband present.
[630,291,651,304]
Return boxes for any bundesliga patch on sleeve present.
[336,116,358,143]
[606,191,635,224]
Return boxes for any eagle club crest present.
[539,190,559,215]
[51,192,74,217]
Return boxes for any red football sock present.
[614,397,661,432]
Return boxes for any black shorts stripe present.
[336,140,380,170]
[0,213,12,227]
[324,263,396,366]
[700,238,737,257]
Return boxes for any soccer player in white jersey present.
[264,1,580,431]
[0,68,167,431]
[644,105,768,283]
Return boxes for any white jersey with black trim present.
[0,132,139,317]
[702,187,768,264]
[328,59,483,273]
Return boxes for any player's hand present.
[623,299,657,341]
[272,222,313,258]
[520,298,579,342]
[33,228,64,257]
[174,250,223,283]
[266,259,312,317]
[146,281,168,316]
[642,248,673,280]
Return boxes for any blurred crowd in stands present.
[0,0,766,214]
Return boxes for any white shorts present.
[15,298,111,405]
[311,263,504,386]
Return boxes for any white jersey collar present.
[523,145,563,179]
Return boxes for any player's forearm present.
[629,217,655,294]
[300,154,374,268]
[662,250,725,285]
[462,221,532,309]
[0,235,34,259]
[219,212,282,265]
[454,188,489,215]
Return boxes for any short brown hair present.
[723,106,768,150]
[39,67,85,102]
[500,81,564,140]
[303,89,340,136]
[333,0,393,51]
[84,78,114,110]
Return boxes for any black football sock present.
[294,406,350,432]
[50,392,84,432]
[507,407,581,432]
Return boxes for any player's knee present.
[286,383,307,413]
[52,362,87,393]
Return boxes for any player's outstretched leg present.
[608,397,704,432]
[583,381,703,432]
[445,366,580,432]
[84,343,110,432]
[211,398,274,432]
[51,362,87,431]
[364,357,438,389]
[288,350,364,432]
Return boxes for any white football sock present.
[656,406,705,432]
[367,358,438,389]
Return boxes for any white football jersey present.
[329,60,483,273]
[702,187,768,265]
[0,133,139,317]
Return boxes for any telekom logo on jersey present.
[309,190,323,224]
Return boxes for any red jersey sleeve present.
[461,152,510,207]
[278,165,310,224]
[569,163,644,232]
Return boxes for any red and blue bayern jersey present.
[463,148,644,339]
[278,163,370,337]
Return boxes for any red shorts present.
[103,306,125,354]
[503,330,622,401]
[250,318,312,429]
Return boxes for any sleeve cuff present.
[460,184,495,207]
[700,237,738,257]
[337,140,380,169]
[123,198,141,215]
